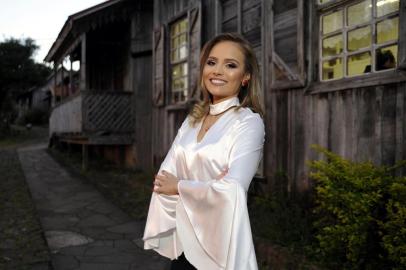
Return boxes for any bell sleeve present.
[143,118,189,259]
[176,114,264,270]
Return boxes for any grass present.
[0,125,48,149]
[0,149,51,269]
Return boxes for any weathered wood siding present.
[132,9,153,169]
[50,95,83,135]
[49,92,134,135]
[267,82,406,193]
[151,0,204,167]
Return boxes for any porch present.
[49,90,134,169]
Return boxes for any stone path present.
[18,144,171,270]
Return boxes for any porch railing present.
[49,91,133,135]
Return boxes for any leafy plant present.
[308,145,406,269]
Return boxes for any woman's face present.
[203,41,250,104]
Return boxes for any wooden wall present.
[149,0,406,195]
[267,82,406,193]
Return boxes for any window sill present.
[306,69,406,95]
[165,102,189,111]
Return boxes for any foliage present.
[308,145,406,269]
[16,108,49,126]
[0,38,51,131]
[249,172,314,251]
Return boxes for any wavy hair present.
[189,33,264,126]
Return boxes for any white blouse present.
[143,97,264,270]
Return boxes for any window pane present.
[172,64,181,78]
[348,26,371,52]
[322,34,343,57]
[376,0,399,17]
[347,52,371,76]
[179,45,188,59]
[322,10,343,34]
[171,50,178,62]
[377,17,399,44]
[347,0,372,26]
[319,0,334,3]
[376,44,397,71]
[322,58,343,80]
[180,34,187,46]
[183,63,188,75]
[180,19,188,32]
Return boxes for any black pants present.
[170,253,197,270]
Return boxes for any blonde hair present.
[189,33,264,126]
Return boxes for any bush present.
[16,108,48,126]
[308,145,406,269]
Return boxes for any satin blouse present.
[143,97,265,270]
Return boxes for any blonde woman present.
[143,33,264,270]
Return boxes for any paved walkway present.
[18,144,171,270]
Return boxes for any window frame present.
[307,0,406,94]
[168,15,189,105]
[319,0,399,81]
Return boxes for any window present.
[319,0,399,81]
[170,17,188,103]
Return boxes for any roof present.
[44,0,131,63]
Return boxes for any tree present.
[0,38,51,133]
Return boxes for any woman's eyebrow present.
[207,56,240,64]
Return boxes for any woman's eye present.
[226,63,237,69]
[206,60,216,66]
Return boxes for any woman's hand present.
[153,170,179,195]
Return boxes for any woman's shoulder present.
[232,107,264,133]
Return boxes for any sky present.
[0,0,107,64]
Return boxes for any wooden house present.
[47,0,406,194]
[151,0,406,195]
[45,0,153,169]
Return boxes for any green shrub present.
[308,145,406,269]
[16,108,48,126]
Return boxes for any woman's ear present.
[244,73,251,81]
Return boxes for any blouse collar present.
[209,96,240,116]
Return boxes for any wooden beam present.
[82,144,88,171]
[80,33,87,91]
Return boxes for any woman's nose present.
[213,64,223,75]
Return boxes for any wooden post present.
[82,144,88,171]
[80,33,87,91]
[69,55,73,95]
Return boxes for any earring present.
[242,79,249,87]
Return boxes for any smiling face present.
[202,41,250,104]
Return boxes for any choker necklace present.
[209,97,240,116]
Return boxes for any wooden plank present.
[308,70,406,94]
[381,86,397,165]
[80,34,87,91]
[395,83,404,175]
[82,144,88,171]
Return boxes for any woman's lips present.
[210,78,227,86]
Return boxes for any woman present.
[143,33,265,270]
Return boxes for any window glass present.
[322,10,343,34]
[322,58,343,80]
[347,52,371,76]
[170,17,189,103]
[376,0,399,17]
[322,34,343,57]
[376,17,399,44]
[347,0,371,26]
[376,45,397,71]
[319,0,334,3]
[348,26,371,52]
